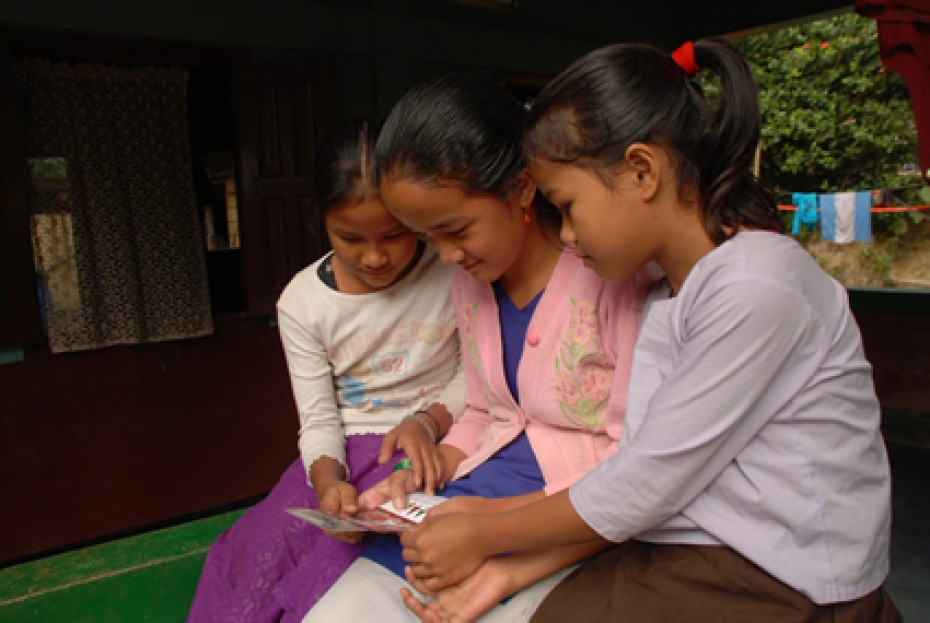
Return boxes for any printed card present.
[377,492,448,524]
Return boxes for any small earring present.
[637,172,644,181]
[522,206,532,224]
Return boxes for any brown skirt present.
[531,541,902,623]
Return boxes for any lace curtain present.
[14,59,213,353]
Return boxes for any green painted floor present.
[0,510,243,623]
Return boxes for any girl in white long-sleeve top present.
[188,118,464,623]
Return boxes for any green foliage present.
[858,244,894,284]
[856,210,927,283]
[708,13,926,289]
[726,13,919,195]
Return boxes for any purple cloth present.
[188,434,399,623]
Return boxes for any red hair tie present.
[671,41,700,77]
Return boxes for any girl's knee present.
[303,559,413,623]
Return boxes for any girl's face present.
[529,158,655,282]
[379,177,527,283]
[325,196,420,293]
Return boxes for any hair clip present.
[671,41,700,77]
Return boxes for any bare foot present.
[401,557,517,623]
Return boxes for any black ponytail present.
[524,39,783,244]
[692,40,782,240]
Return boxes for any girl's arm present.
[277,305,348,483]
[400,489,602,590]
[279,302,372,533]
[426,488,544,518]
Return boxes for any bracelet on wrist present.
[404,411,437,444]
[414,408,442,438]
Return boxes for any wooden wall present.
[0,316,297,564]
[856,311,930,417]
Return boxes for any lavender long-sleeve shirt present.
[572,232,892,605]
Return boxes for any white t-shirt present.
[571,231,891,605]
[276,246,464,481]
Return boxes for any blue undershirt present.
[361,282,545,576]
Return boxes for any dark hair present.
[314,117,380,215]
[524,39,782,244]
[376,72,560,231]
[375,72,526,198]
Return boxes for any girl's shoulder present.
[275,253,343,326]
[702,232,825,288]
[278,254,331,303]
[681,232,847,322]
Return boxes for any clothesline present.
[778,204,930,213]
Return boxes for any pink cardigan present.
[443,250,654,495]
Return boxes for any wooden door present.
[234,57,336,317]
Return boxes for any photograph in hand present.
[288,493,447,533]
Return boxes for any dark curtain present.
[14,59,213,353]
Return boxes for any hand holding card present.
[288,493,448,533]
[286,507,415,533]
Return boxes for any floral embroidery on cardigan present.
[553,298,613,429]
[460,300,501,418]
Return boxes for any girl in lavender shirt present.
[400,39,901,623]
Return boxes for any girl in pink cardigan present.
[304,73,655,622]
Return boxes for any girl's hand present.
[400,513,493,591]
[358,467,421,511]
[318,481,364,543]
[401,557,518,623]
[379,416,444,494]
